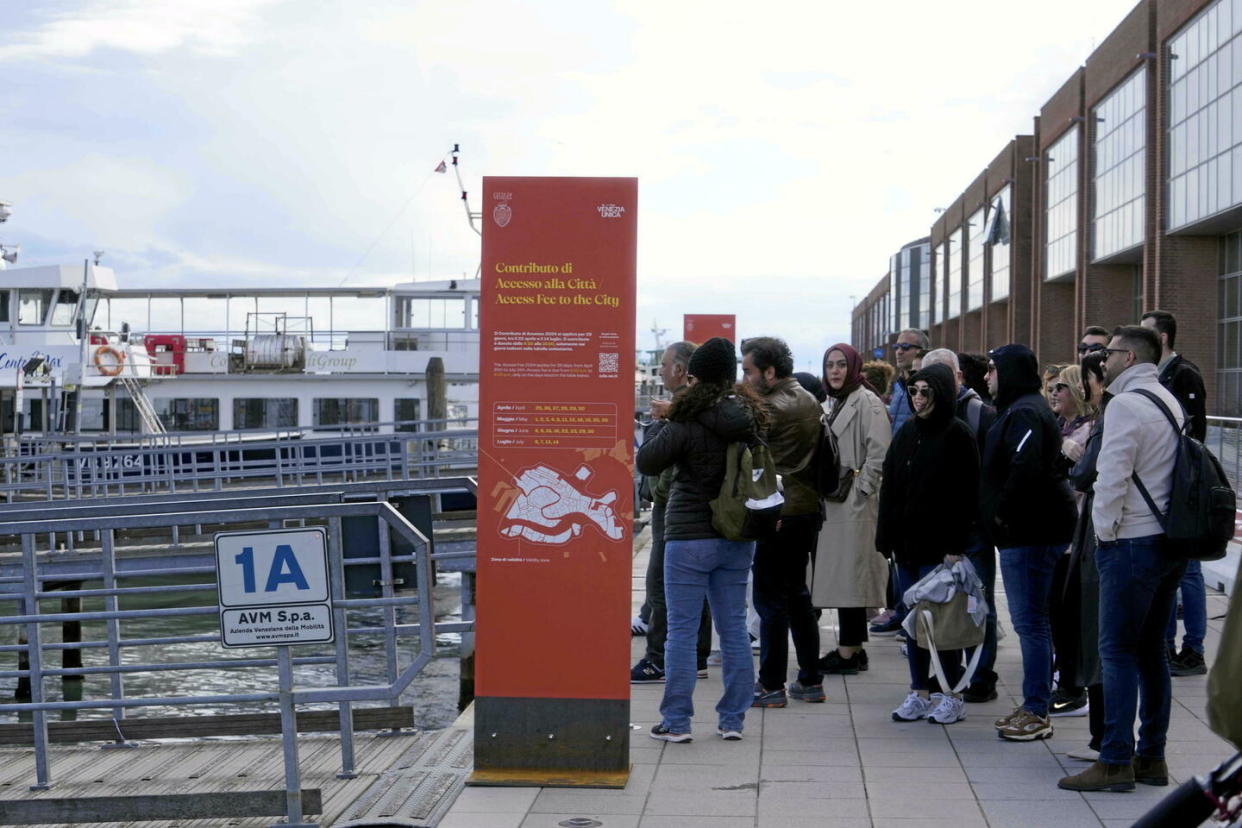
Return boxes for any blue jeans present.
[896,561,962,691]
[998,544,1065,717]
[964,536,998,689]
[1097,534,1186,765]
[661,537,756,734]
[1164,559,1206,654]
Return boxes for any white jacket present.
[1092,363,1184,542]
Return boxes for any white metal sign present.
[215,527,334,648]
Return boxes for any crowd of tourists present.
[632,309,1212,793]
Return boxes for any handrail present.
[0,491,476,826]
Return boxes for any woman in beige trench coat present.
[811,343,892,675]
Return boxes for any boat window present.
[396,297,467,329]
[313,398,379,430]
[51,289,79,326]
[0,291,9,323]
[155,398,220,431]
[233,398,298,430]
[18,289,53,325]
[395,398,421,432]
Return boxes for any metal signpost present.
[215,527,334,828]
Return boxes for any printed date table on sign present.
[215,527,334,648]
[492,401,617,449]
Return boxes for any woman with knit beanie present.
[637,337,769,742]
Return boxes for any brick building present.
[851,0,1242,415]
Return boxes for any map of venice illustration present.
[499,463,624,545]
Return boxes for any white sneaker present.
[717,727,743,741]
[892,691,933,722]
[706,650,722,666]
[927,693,966,724]
[1067,746,1100,762]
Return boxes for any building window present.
[395,398,421,432]
[933,243,946,324]
[1169,0,1242,231]
[967,208,986,311]
[989,186,1012,302]
[313,398,379,429]
[1219,231,1242,416]
[234,398,298,430]
[947,228,964,320]
[1093,68,1146,259]
[1046,127,1079,279]
[18,289,52,325]
[154,398,220,431]
[914,244,930,329]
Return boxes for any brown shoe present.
[1058,761,1136,792]
[996,708,1053,741]
[1133,756,1169,786]
[993,705,1023,728]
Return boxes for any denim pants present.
[998,544,1066,717]
[964,536,998,690]
[1164,559,1206,655]
[660,537,756,734]
[1097,534,1186,765]
[753,514,821,690]
[896,561,962,692]
[645,500,713,669]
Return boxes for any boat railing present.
[0,491,475,825]
[0,423,481,503]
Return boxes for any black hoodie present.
[637,393,761,540]
[979,344,1077,547]
[876,364,981,566]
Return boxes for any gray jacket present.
[1091,363,1184,542]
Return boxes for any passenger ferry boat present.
[0,205,480,438]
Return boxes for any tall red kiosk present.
[471,177,637,787]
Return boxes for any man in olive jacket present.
[741,337,825,706]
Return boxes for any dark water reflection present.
[5,573,464,730]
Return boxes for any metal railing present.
[0,425,480,502]
[0,494,475,826]
[1206,415,1242,492]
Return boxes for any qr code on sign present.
[598,352,619,374]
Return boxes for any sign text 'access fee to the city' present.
[215,527,334,648]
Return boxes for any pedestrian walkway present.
[441,527,1237,827]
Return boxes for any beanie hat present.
[687,337,737,385]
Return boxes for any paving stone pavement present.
[441,526,1237,827]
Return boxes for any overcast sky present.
[2,0,1142,370]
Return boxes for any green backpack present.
[1207,555,1242,748]
[710,440,784,541]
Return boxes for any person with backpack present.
[1141,310,1210,677]
[1059,325,1186,792]
[636,337,769,743]
[809,343,891,677]
[877,363,980,725]
[741,336,825,707]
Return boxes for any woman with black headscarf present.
[810,343,891,675]
[877,363,981,724]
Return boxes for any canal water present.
[3,571,464,731]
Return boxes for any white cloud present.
[0,0,283,61]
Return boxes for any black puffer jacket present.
[636,392,762,540]
[979,345,1077,547]
[876,364,980,566]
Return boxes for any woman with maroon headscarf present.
[810,343,892,675]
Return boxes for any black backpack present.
[1129,389,1235,561]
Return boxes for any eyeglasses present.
[909,386,933,398]
[893,343,921,352]
[1077,343,1106,354]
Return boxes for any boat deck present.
[440,526,1237,828]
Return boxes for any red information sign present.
[472,177,637,786]
[683,313,736,344]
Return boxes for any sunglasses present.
[1104,347,1131,355]
[910,386,933,398]
[893,343,921,352]
[1077,343,1106,354]
[1053,382,1069,392]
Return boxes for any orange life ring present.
[94,345,126,377]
